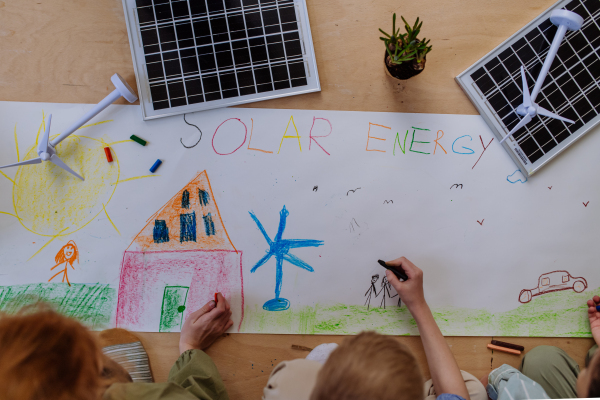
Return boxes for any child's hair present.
[55,240,79,265]
[310,331,424,400]
[0,307,102,400]
[588,350,600,398]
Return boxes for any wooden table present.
[1,0,595,398]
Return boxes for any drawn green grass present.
[0,282,593,336]
[0,283,116,329]
[241,287,600,336]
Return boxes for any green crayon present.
[130,135,147,146]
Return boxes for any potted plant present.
[379,14,432,80]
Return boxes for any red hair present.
[0,307,102,400]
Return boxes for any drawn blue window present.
[203,213,216,236]
[180,212,196,242]
[153,220,169,243]
[199,189,210,206]
[181,190,190,209]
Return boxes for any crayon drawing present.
[48,240,79,285]
[0,283,115,329]
[116,171,245,332]
[364,274,380,310]
[506,169,527,184]
[160,285,190,332]
[363,275,400,310]
[241,284,600,337]
[379,276,400,309]
[1,103,598,337]
[249,206,324,311]
[519,271,587,304]
[0,112,157,260]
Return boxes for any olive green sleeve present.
[167,349,229,400]
[103,350,229,400]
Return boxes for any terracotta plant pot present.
[383,50,426,80]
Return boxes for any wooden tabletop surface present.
[1,0,595,398]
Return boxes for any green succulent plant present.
[379,14,432,66]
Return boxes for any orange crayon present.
[104,147,113,162]
[487,344,521,355]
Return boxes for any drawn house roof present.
[126,171,236,252]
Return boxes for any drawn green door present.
[159,286,189,332]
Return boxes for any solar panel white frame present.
[456,0,600,177]
[122,0,320,120]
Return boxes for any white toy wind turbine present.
[500,9,583,144]
[0,73,138,180]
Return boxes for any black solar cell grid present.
[136,0,309,110]
[469,0,600,164]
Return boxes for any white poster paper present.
[0,101,597,336]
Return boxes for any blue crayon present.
[150,159,162,173]
[597,305,600,312]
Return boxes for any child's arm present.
[386,257,470,400]
[179,292,233,354]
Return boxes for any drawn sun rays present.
[0,111,158,260]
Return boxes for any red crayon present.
[214,292,218,304]
[104,147,113,162]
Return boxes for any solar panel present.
[122,0,320,120]
[456,0,600,176]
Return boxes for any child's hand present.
[384,257,426,312]
[587,295,600,346]
[179,292,233,354]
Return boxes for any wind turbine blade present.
[283,239,325,248]
[282,253,314,272]
[49,154,84,181]
[249,212,273,246]
[274,206,289,242]
[0,158,42,169]
[37,114,52,154]
[520,66,531,108]
[250,252,274,273]
[500,115,532,144]
[537,106,575,124]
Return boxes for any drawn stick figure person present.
[379,276,401,309]
[364,274,380,310]
[48,240,79,286]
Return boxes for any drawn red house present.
[116,171,243,332]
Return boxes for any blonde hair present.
[310,331,424,400]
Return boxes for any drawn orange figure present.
[49,240,79,286]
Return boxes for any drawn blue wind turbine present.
[249,205,324,311]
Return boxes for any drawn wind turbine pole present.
[249,205,324,311]
[500,9,583,144]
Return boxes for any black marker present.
[378,259,408,281]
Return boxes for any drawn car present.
[518,270,587,304]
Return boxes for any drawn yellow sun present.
[0,112,157,260]
[14,134,119,237]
